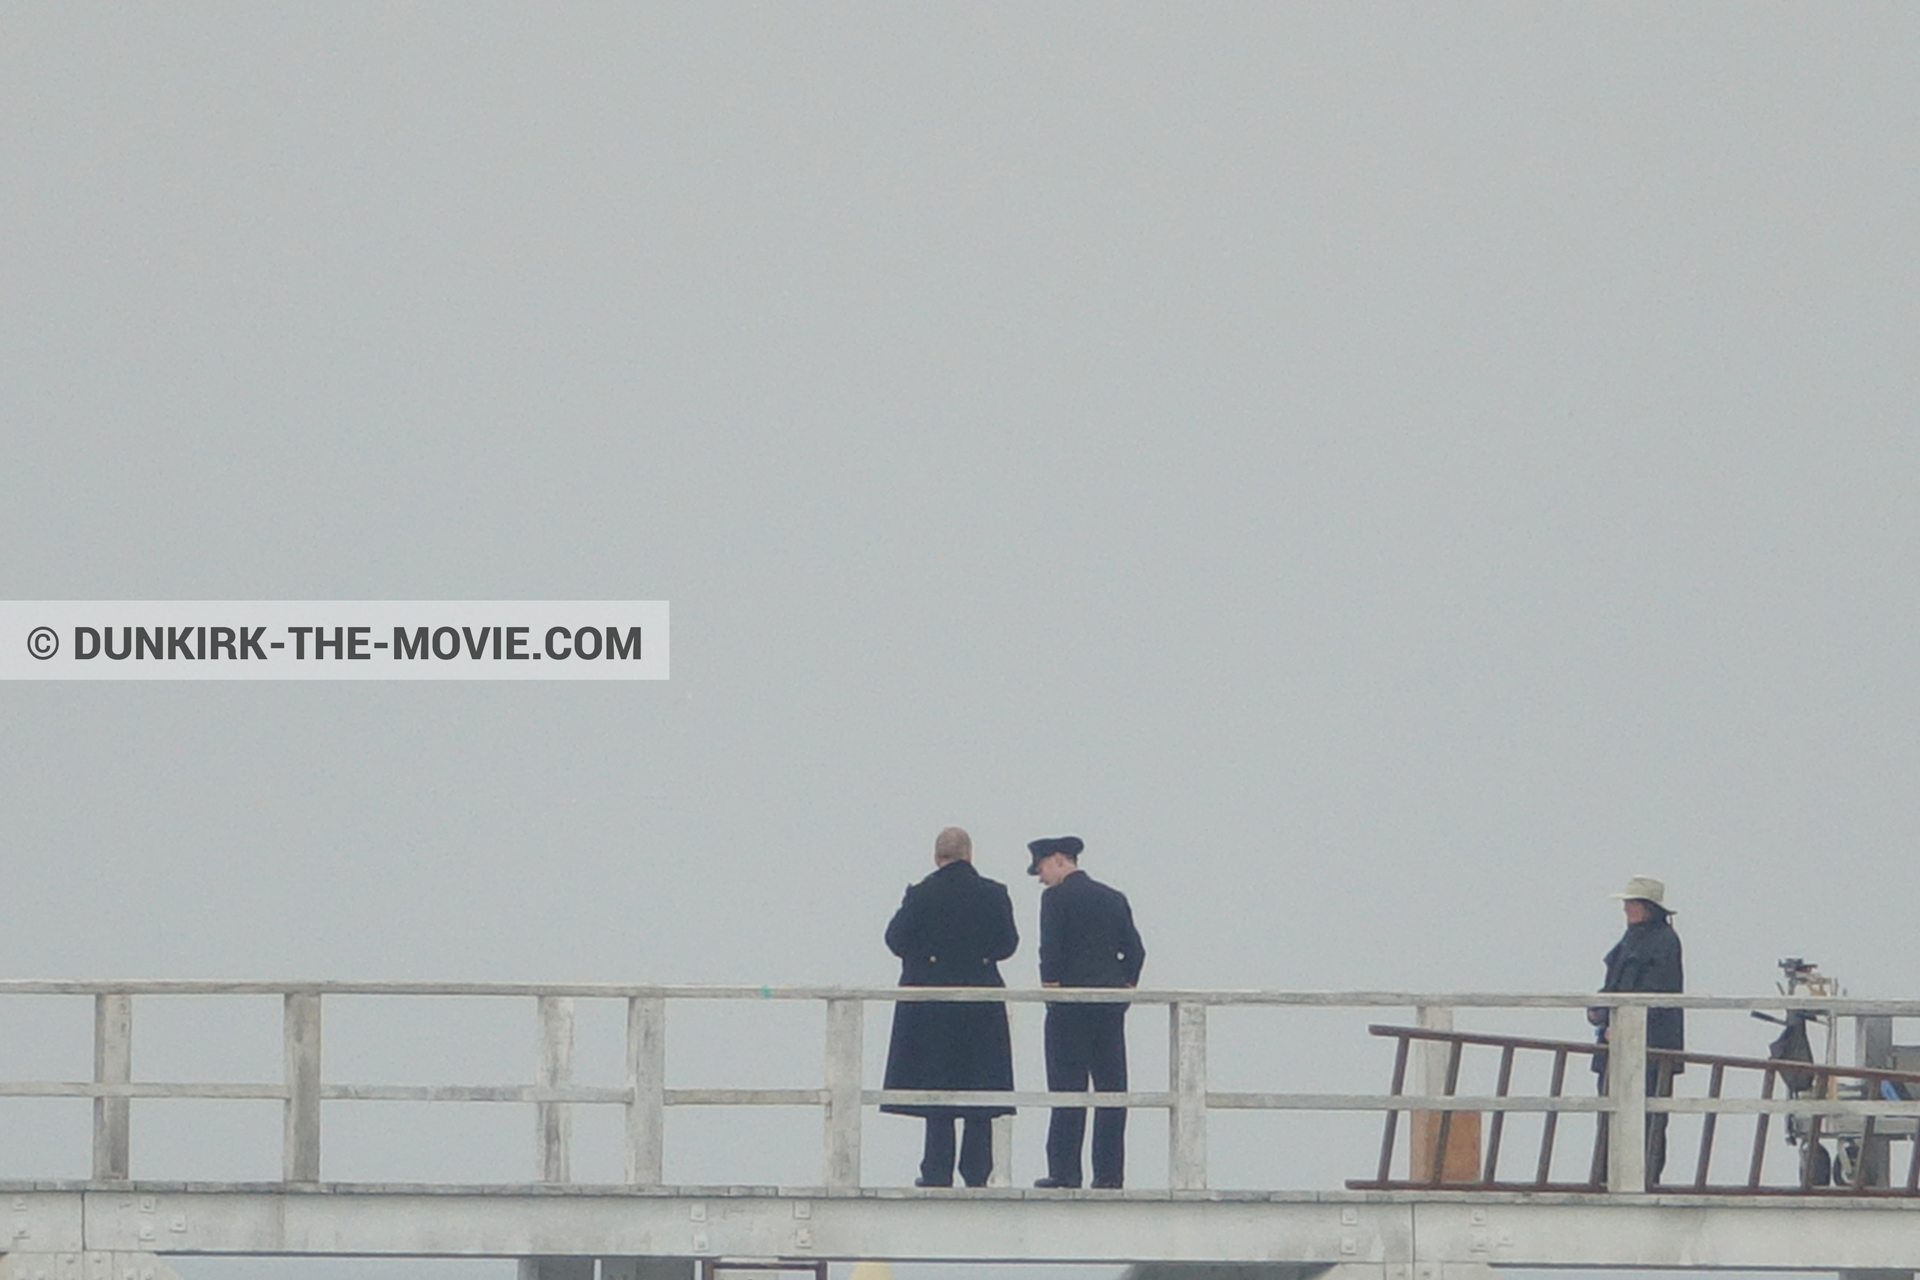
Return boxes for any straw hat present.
[1609,875,1669,908]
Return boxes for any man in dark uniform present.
[1588,874,1684,1188]
[1028,835,1145,1189]
[881,826,1019,1187]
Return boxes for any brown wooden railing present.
[1350,1023,1920,1195]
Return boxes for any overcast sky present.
[4,5,1917,1279]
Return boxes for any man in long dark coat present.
[881,826,1018,1187]
[1588,874,1684,1187]
[1029,834,1145,1190]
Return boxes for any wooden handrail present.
[1369,1024,1920,1087]
[2,984,1917,1194]
[3,979,1919,1012]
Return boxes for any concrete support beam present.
[91,996,132,1182]
[602,1262,697,1280]
[1414,1006,1452,1094]
[1410,1006,1476,1185]
[0,1253,180,1280]
[1414,1201,1920,1270]
[823,999,864,1189]
[0,1187,1912,1270]
[67,1189,1411,1265]
[1854,1019,1896,1188]
[0,1196,85,1255]
[988,1114,1012,1188]
[1169,1003,1209,1190]
[1122,1266,1373,1280]
[518,1259,593,1280]
[283,993,322,1185]
[537,997,575,1184]
[1605,1004,1647,1193]
[626,997,667,1186]
[1123,1268,1495,1280]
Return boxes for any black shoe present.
[1091,1181,1123,1189]
[914,1177,953,1188]
[1033,1176,1081,1189]
[963,1179,987,1188]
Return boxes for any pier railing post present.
[1415,1004,1453,1089]
[625,996,666,1186]
[823,997,864,1189]
[1607,1002,1647,1193]
[283,992,323,1184]
[1408,1003,1455,1182]
[989,1113,1013,1187]
[537,995,575,1183]
[92,992,132,1181]
[1856,1015,1895,1187]
[1169,1001,1208,1189]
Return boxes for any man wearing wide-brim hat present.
[1587,875,1684,1188]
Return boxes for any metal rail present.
[6,984,1920,1193]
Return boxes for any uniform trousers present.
[920,1112,994,1187]
[1044,1002,1129,1187]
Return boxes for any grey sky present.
[3,5,1917,1278]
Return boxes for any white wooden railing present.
[6,982,1920,1194]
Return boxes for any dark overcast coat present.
[880,859,1018,1118]
[1592,915,1685,1074]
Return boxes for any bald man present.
[880,827,1019,1187]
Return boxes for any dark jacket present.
[1591,915,1685,1074]
[881,859,1018,1117]
[1038,869,1145,989]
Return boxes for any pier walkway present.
[1,982,1917,1279]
